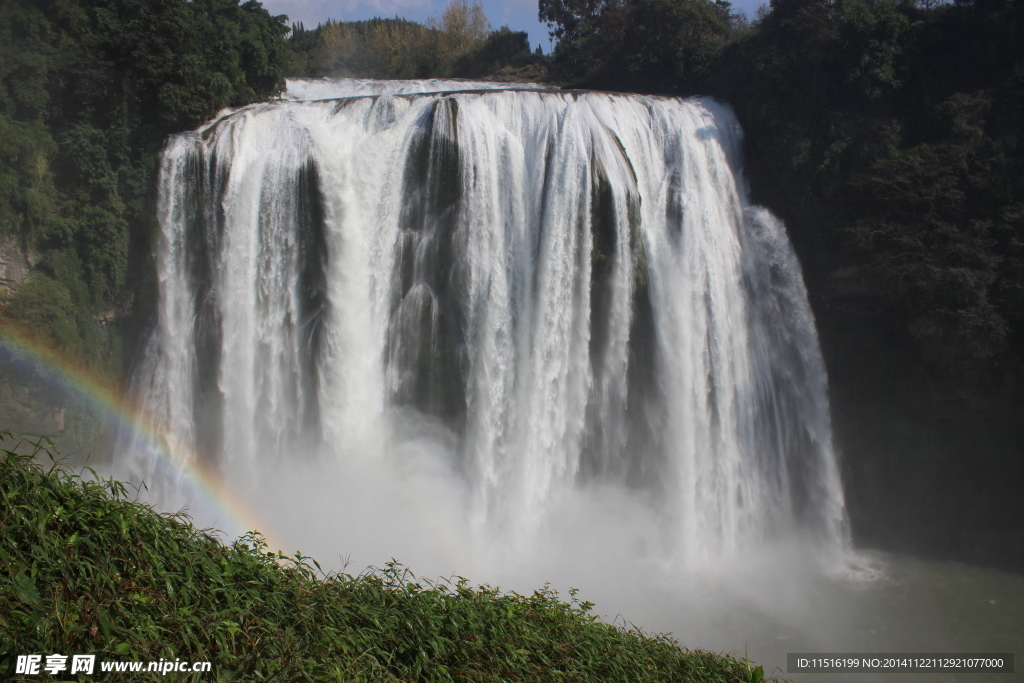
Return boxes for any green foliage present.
[451,26,544,78]
[6,274,79,353]
[540,0,737,92]
[708,0,1024,374]
[543,0,1024,377]
[288,17,443,79]
[287,1,544,81]
[0,1,57,240]
[5,250,122,374]
[845,91,1010,363]
[0,0,289,372]
[0,436,766,682]
[0,118,56,241]
[427,0,492,71]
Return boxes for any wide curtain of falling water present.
[116,79,849,564]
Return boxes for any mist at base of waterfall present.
[149,432,1021,683]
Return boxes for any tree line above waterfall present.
[285,2,548,81]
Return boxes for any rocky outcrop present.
[0,380,66,438]
[0,403,66,437]
[0,237,31,295]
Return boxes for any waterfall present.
[117,78,849,567]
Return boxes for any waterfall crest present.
[117,78,849,566]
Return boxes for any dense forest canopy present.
[0,0,289,374]
[542,0,1023,383]
[714,0,1024,376]
[539,0,738,92]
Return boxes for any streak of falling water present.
[116,79,850,573]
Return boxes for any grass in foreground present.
[0,434,770,682]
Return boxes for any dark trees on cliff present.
[0,0,289,370]
[539,0,735,93]
[542,0,1024,380]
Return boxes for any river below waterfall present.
[638,551,1023,683]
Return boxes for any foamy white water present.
[117,77,850,577]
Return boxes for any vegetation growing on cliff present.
[718,0,1024,374]
[0,0,289,375]
[542,0,1024,385]
[0,436,768,683]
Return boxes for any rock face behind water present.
[0,396,65,438]
[1,237,65,447]
[117,78,850,566]
[0,237,31,295]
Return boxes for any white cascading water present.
[116,78,849,573]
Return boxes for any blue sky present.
[261,0,766,54]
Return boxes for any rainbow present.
[0,324,276,548]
